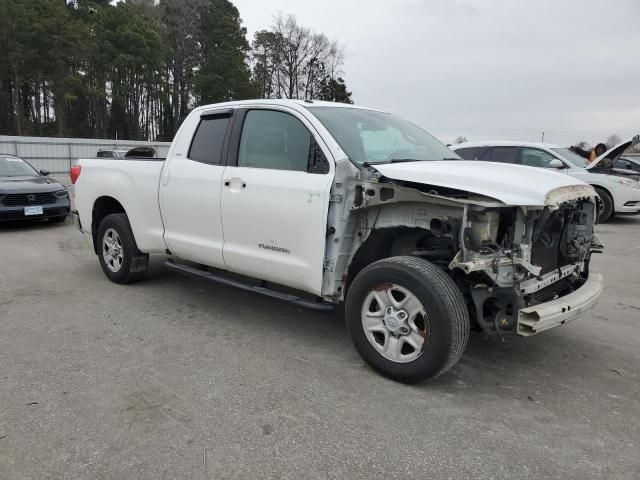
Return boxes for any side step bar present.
[165,260,335,312]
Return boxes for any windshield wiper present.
[364,157,459,167]
[363,158,424,166]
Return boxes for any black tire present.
[48,216,67,223]
[594,187,614,223]
[345,256,469,384]
[97,213,149,284]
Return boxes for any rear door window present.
[456,147,490,160]
[188,115,231,164]
[489,147,520,164]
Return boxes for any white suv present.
[453,139,640,222]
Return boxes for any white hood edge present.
[374,160,596,207]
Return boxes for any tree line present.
[0,0,353,141]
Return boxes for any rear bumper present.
[517,272,604,336]
[71,210,83,232]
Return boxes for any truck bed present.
[74,157,168,253]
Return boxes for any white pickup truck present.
[72,99,604,383]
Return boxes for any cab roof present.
[192,98,377,113]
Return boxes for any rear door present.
[160,108,233,267]
[220,107,334,295]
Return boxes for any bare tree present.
[606,134,622,148]
[252,14,345,100]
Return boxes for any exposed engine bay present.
[449,199,602,335]
[321,160,604,337]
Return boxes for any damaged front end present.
[449,185,604,336]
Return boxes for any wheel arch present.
[590,184,615,221]
[345,226,456,294]
[590,184,613,200]
[91,196,127,254]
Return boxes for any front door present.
[220,107,334,295]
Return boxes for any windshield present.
[0,156,38,177]
[551,148,589,168]
[307,107,459,166]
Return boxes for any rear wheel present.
[97,213,148,284]
[345,256,469,383]
[594,187,614,223]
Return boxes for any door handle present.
[224,178,247,189]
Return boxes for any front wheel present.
[97,213,149,284]
[346,256,469,384]
[594,187,614,223]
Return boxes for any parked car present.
[72,100,604,383]
[615,156,640,173]
[586,138,640,181]
[0,154,70,222]
[453,138,640,222]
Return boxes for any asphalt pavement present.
[0,214,638,479]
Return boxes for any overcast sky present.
[233,0,640,146]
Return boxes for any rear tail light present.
[70,165,81,184]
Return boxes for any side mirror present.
[549,159,564,169]
[40,169,50,176]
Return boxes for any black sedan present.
[0,154,70,222]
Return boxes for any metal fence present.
[2,134,638,174]
[0,135,171,174]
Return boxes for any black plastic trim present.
[225,108,248,167]
[200,108,234,119]
[165,260,335,312]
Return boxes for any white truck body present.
[72,99,605,382]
